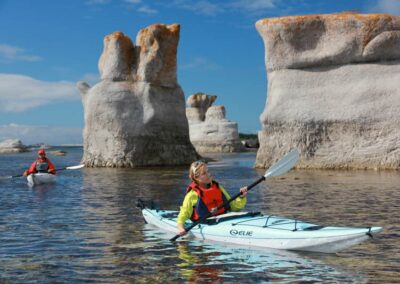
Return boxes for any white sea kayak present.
[140,206,382,253]
[27,173,56,187]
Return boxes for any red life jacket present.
[26,158,56,175]
[186,181,230,221]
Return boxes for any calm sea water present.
[0,147,398,283]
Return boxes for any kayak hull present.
[27,173,56,187]
[142,208,382,253]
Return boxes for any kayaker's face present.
[196,165,212,186]
[38,154,46,161]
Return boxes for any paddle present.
[170,149,300,242]
[0,164,85,180]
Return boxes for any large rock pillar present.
[255,13,400,169]
[78,24,199,167]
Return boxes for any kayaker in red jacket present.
[23,149,56,176]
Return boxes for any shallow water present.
[0,148,399,283]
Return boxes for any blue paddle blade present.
[264,149,299,178]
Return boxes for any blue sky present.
[0,0,399,145]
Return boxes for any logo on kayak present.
[229,229,253,237]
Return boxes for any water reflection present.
[139,225,360,283]
[1,149,399,283]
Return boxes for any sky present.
[1,0,399,145]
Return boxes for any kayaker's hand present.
[178,223,187,236]
[23,171,28,177]
[239,186,248,197]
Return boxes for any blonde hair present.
[189,160,206,181]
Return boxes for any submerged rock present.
[78,24,198,167]
[186,93,243,153]
[255,13,400,169]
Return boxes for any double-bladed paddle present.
[170,149,300,242]
[0,164,85,180]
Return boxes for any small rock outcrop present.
[186,93,243,153]
[255,13,400,169]
[49,150,67,156]
[0,139,28,153]
[78,24,198,167]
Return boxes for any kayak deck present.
[27,173,56,187]
[141,207,382,253]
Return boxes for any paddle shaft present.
[169,175,266,242]
[2,165,84,179]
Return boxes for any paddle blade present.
[264,149,299,178]
[65,164,85,170]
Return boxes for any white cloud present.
[80,73,100,86]
[85,0,111,5]
[122,0,158,14]
[123,0,141,4]
[369,0,400,14]
[119,0,279,17]
[137,5,158,14]
[0,44,42,62]
[0,74,79,112]
[180,57,220,70]
[230,0,275,13]
[172,0,276,16]
[0,124,82,146]
[172,0,221,16]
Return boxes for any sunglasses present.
[191,160,206,171]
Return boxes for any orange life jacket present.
[186,181,230,221]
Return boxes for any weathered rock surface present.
[186,93,217,122]
[0,139,28,153]
[78,24,198,167]
[186,93,243,153]
[255,13,400,169]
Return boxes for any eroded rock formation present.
[186,93,243,153]
[255,13,400,169]
[78,24,198,167]
[0,139,28,153]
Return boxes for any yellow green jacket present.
[177,184,247,225]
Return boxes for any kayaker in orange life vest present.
[177,160,248,236]
[23,149,56,176]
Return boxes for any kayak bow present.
[27,172,56,187]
